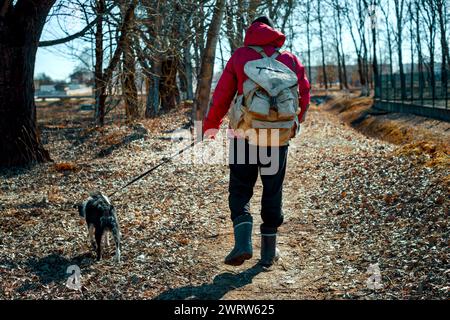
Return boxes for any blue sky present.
[36,48,78,81]
[36,13,85,81]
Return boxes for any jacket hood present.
[243,22,286,48]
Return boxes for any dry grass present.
[327,96,373,122]
[98,129,127,146]
[325,95,450,168]
[394,141,450,167]
[53,162,79,172]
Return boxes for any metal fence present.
[375,73,449,109]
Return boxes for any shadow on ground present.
[16,252,94,294]
[154,264,265,300]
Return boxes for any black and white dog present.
[77,192,121,263]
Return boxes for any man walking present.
[202,16,311,267]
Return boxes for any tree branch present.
[103,0,137,85]
[38,4,115,47]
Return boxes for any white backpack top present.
[244,46,298,97]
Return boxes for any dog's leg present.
[95,228,103,261]
[88,224,96,251]
[112,226,121,263]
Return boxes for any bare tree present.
[94,0,137,125]
[141,0,163,117]
[335,0,348,89]
[302,0,313,82]
[317,0,328,89]
[421,0,437,104]
[412,0,425,102]
[408,1,415,101]
[225,0,262,53]
[193,0,225,122]
[380,0,396,98]
[393,0,407,99]
[138,0,195,117]
[332,4,343,89]
[94,0,106,125]
[0,0,56,166]
[120,1,139,120]
[436,0,449,102]
[364,0,380,95]
[345,0,370,95]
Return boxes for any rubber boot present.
[259,232,280,267]
[224,215,253,266]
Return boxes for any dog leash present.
[108,140,199,199]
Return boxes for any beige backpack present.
[229,46,300,146]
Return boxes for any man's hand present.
[299,104,310,123]
[203,128,218,140]
[202,118,219,140]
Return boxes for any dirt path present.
[0,103,447,299]
[194,106,395,300]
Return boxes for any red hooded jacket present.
[203,22,311,134]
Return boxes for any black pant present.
[228,138,288,234]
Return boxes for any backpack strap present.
[248,46,268,58]
[248,46,281,59]
[270,49,280,59]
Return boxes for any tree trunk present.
[122,46,139,120]
[179,41,194,101]
[94,0,106,126]
[194,2,206,66]
[120,3,139,120]
[358,0,369,96]
[415,1,424,102]
[306,1,312,83]
[317,1,328,89]
[369,1,380,96]
[236,0,244,45]
[380,2,394,99]
[387,20,395,99]
[394,0,406,100]
[143,0,161,118]
[332,1,343,90]
[193,0,225,122]
[409,3,414,102]
[226,2,239,53]
[346,3,366,94]
[437,0,448,100]
[0,0,55,167]
[336,44,343,90]
[95,0,137,124]
[423,1,436,105]
[145,58,161,118]
[180,14,194,101]
[398,40,406,100]
[362,39,370,96]
[184,43,194,101]
[428,33,436,104]
[160,57,179,110]
[336,2,348,89]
